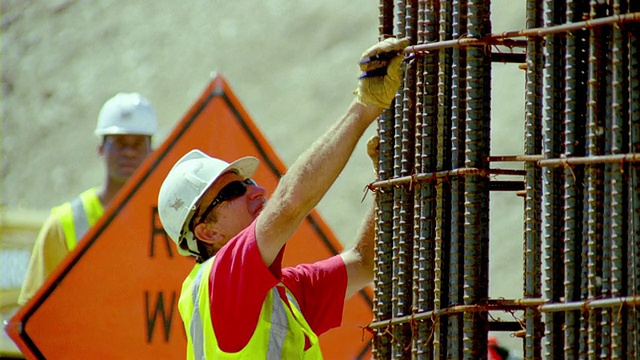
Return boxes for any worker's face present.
[100,134,152,183]
[194,171,267,247]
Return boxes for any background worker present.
[157,37,409,358]
[18,92,158,305]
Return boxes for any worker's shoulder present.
[50,186,100,215]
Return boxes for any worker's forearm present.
[256,101,381,264]
[278,101,381,213]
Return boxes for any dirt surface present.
[2,0,525,353]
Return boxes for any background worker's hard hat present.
[95,92,158,136]
[157,149,259,256]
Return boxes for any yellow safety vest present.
[179,258,323,359]
[51,187,103,251]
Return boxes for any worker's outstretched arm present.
[255,37,408,266]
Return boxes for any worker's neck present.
[97,179,127,208]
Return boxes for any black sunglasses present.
[196,178,256,224]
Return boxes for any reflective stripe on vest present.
[180,258,322,359]
[52,187,103,251]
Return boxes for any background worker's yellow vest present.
[179,259,323,359]
[51,187,103,251]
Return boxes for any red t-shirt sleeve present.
[209,219,348,351]
[209,220,282,352]
[281,255,348,336]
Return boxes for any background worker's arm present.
[18,215,69,305]
[255,38,408,266]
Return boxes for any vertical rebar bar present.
[373,1,396,358]
[524,1,544,359]
[585,2,608,358]
[390,2,415,358]
[413,1,439,358]
[562,2,588,359]
[627,5,640,357]
[542,0,567,358]
[608,3,630,358]
[463,1,490,358]
[448,0,467,358]
[437,0,454,358]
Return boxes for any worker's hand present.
[366,134,379,175]
[355,37,410,109]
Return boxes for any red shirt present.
[210,220,348,352]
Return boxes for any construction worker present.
[18,92,158,305]
[157,37,409,358]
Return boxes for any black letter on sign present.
[145,291,177,343]
[150,206,174,258]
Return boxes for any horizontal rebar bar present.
[404,12,640,53]
[538,153,640,167]
[367,296,640,329]
[368,168,486,190]
[488,155,544,162]
[539,296,640,313]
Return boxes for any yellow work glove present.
[355,37,410,109]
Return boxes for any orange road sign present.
[6,73,373,359]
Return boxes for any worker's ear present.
[194,222,224,245]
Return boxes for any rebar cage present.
[368,1,640,359]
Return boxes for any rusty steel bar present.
[523,1,544,356]
[372,1,395,358]
[462,1,491,359]
[434,1,454,357]
[538,296,640,313]
[538,153,640,166]
[369,167,486,189]
[561,2,588,358]
[368,295,640,330]
[413,1,439,358]
[628,9,640,358]
[413,1,426,357]
[608,3,629,358]
[389,2,415,358]
[403,12,640,55]
[585,3,610,356]
[488,154,544,162]
[541,1,566,358]
[447,0,468,358]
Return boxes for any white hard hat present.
[95,92,158,137]
[157,149,259,256]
